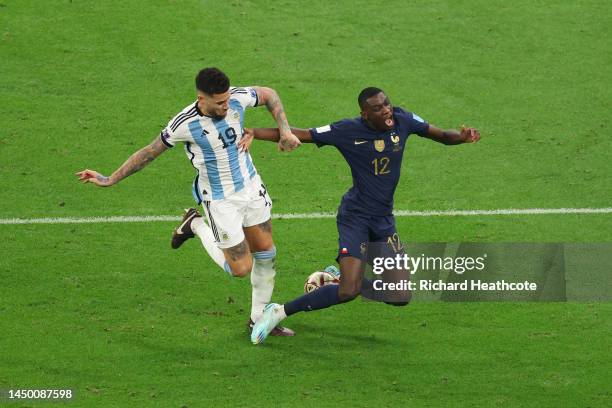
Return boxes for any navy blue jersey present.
[310,107,429,215]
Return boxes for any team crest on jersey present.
[221,231,229,241]
[390,132,401,152]
[232,111,240,120]
[374,139,385,152]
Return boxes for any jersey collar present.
[194,101,215,118]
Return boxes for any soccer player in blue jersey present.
[247,87,481,344]
[76,67,301,337]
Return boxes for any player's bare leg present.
[243,219,274,252]
[222,240,252,277]
[337,256,364,301]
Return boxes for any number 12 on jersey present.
[372,157,390,175]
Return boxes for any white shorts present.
[201,174,272,249]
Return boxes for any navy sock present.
[284,284,342,316]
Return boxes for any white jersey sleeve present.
[160,103,200,147]
[229,86,259,110]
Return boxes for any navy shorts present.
[336,207,399,261]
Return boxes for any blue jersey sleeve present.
[309,120,349,147]
[395,107,430,137]
[409,112,430,136]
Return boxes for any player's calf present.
[337,256,363,301]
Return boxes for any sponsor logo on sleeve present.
[412,113,425,123]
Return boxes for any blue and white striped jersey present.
[160,87,259,203]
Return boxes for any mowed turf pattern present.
[1,0,611,407]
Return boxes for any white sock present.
[278,305,287,320]
[250,247,277,322]
[192,216,229,274]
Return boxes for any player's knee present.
[338,273,362,301]
[232,268,249,278]
[231,264,251,278]
[226,259,252,278]
[384,300,410,307]
[384,292,412,307]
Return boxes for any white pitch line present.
[0,208,611,225]
[0,215,180,225]
[394,208,612,217]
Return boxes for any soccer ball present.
[304,270,340,293]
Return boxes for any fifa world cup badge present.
[374,139,385,152]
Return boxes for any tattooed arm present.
[253,86,301,152]
[76,136,169,187]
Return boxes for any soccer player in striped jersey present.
[245,87,480,344]
[76,67,301,337]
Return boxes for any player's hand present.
[460,126,481,143]
[238,128,255,152]
[278,132,301,152]
[75,169,114,187]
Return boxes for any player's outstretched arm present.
[242,127,313,145]
[253,86,301,152]
[424,125,481,145]
[75,135,169,187]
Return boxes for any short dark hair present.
[195,67,230,95]
[358,87,384,109]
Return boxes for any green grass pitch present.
[1,0,611,406]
